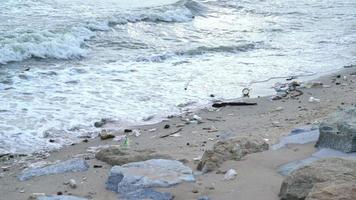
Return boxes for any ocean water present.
[0,0,355,154]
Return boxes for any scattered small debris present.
[124,129,132,133]
[28,193,46,200]
[193,156,202,161]
[160,128,183,138]
[224,169,237,180]
[192,189,199,193]
[242,88,250,97]
[273,106,284,112]
[192,115,203,123]
[133,129,141,137]
[113,135,126,142]
[148,128,157,132]
[69,179,77,189]
[308,97,320,103]
[212,102,257,108]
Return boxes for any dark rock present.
[164,124,170,129]
[316,108,356,152]
[94,119,107,128]
[197,137,268,173]
[124,129,132,133]
[279,158,356,200]
[19,158,89,181]
[95,146,169,166]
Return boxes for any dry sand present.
[1,66,356,200]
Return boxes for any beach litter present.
[224,169,237,180]
[308,96,320,103]
[160,128,183,138]
[242,88,250,97]
[212,101,257,108]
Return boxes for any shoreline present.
[1,65,356,200]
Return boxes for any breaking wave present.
[108,0,207,24]
[0,27,95,65]
[0,0,206,65]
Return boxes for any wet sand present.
[1,66,356,200]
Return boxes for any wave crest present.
[109,0,207,24]
[0,27,95,65]
[137,43,260,62]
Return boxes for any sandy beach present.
[1,65,356,200]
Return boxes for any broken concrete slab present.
[19,158,89,181]
[105,159,191,199]
[95,146,170,166]
[106,159,195,193]
[197,137,268,173]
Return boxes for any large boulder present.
[279,158,356,200]
[197,137,269,173]
[95,146,170,165]
[106,159,194,199]
[306,182,356,200]
[19,158,89,181]
[316,108,356,152]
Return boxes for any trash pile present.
[271,81,303,100]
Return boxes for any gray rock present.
[278,148,356,176]
[279,158,356,200]
[95,146,170,166]
[197,137,269,173]
[106,159,195,193]
[306,181,356,200]
[272,126,319,150]
[316,108,356,152]
[19,158,89,181]
[38,195,88,200]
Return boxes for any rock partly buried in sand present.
[316,107,356,152]
[197,137,269,173]
[305,181,356,200]
[106,159,195,193]
[279,158,356,200]
[19,158,89,181]
[95,146,170,165]
[37,195,88,200]
[99,131,115,140]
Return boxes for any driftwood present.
[212,102,257,108]
[160,128,183,138]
